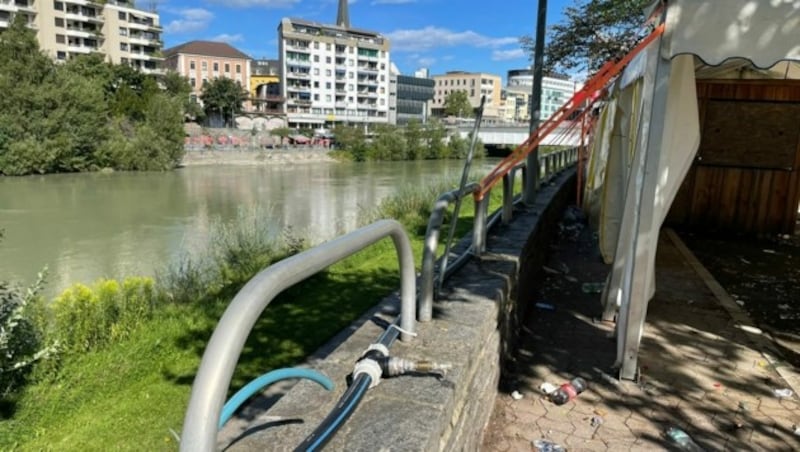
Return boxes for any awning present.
[290,135,310,143]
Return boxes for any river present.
[0,160,491,297]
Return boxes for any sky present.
[157,0,571,82]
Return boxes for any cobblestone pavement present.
[482,225,800,451]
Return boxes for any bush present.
[51,277,157,353]
[0,270,51,399]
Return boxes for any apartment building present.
[391,74,434,125]
[162,41,252,105]
[430,71,503,119]
[0,0,162,71]
[505,68,581,121]
[277,16,392,128]
[250,59,284,114]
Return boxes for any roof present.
[163,41,251,60]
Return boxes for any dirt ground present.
[679,229,800,368]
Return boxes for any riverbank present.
[180,148,337,166]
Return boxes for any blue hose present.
[219,368,334,430]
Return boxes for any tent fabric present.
[663,0,800,68]
[591,0,800,379]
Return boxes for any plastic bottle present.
[549,377,587,405]
[665,427,705,451]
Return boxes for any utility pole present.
[524,0,547,205]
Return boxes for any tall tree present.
[443,91,473,118]
[520,0,651,74]
[200,78,248,126]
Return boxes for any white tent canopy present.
[586,0,800,379]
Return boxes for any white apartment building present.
[506,69,581,121]
[277,17,391,129]
[0,0,162,72]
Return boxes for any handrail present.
[180,219,417,452]
[419,183,479,322]
[418,147,578,322]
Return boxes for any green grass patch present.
[0,172,516,450]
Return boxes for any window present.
[119,27,127,36]
[224,63,230,72]
[325,69,331,76]
[347,84,353,91]
[325,82,331,89]
[314,94,319,100]
[54,18,63,27]
[120,43,128,51]
[236,64,241,73]
[213,62,219,71]
[201,61,208,71]
[190,77,196,87]
[314,68,319,75]
[202,78,208,86]
[314,55,319,62]
[326,56,331,64]
[314,42,319,49]
[119,11,126,20]
[55,34,65,44]
[326,43,331,50]
[190,60,196,70]
[56,51,66,60]
[121,57,128,64]
[325,95,331,102]
[54,1,63,10]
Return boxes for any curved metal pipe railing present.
[418,148,578,322]
[180,219,417,452]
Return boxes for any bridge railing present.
[418,147,578,322]
[180,219,417,452]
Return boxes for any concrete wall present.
[218,169,577,451]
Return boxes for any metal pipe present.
[419,183,479,322]
[472,193,490,256]
[180,220,416,452]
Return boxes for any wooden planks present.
[666,80,800,235]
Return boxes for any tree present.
[520,0,651,74]
[331,125,367,161]
[270,127,291,147]
[443,91,473,118]
[200,78,248,127]
[161,70,204,120]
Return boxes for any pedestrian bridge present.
[455,124,582,147]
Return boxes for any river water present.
[0,160,490,297]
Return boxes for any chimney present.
[337,0,350,28]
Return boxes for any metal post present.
[472,194,489,255]
[523,0,547,204]
[502,170,514,224]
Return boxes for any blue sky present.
[158,0,570,81]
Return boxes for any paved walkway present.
[482,226,800,451]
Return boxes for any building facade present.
[162,40,252,105]
[393,74,434,124]
[0,0,162,71]
[277,17,391,129]
[506,69,580,121]
[250,59,283,114]
[430,71,503,119]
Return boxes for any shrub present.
[51,277,157,353]
[0,270,52,399]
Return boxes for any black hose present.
[294,323,400,451]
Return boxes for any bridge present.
[455,123,583,147]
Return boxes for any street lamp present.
[524,0,547,205]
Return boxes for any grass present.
[0,173,516,451]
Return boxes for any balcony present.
[128,51,163,61]
[289,98,312,106]
[286,85,311,93]
[357,65,379,73]
[65,27,98,39]
[286,59,311,67]
[65,11,103,24]
[128,34,159,46]
[128,15,161,31]
[357,78,378,86]
[286,71,310,79]
[12,0,34,13]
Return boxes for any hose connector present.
[378,357,453,377]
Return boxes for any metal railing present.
[180,219,417,452]
[418,148,578,322]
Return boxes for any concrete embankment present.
[216,169,577,451]
[180,148,336,166]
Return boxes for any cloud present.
[372,0,416,4]
[492,48,525,61]
[205,0,300,7]
[417,56,436,67]
[164,8,213,34]
[386,26,517,52]
[211,33,245,44]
